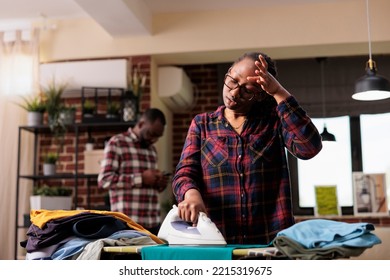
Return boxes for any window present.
[360,113,390,210]
[293,112,390,215]
[296,116,353,208]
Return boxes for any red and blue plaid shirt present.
[173,96,322,244]
[98,128,161,228]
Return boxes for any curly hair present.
[233,52,278,78]
[231,52,278,113]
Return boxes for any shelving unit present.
[14,121,134,260]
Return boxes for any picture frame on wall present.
[314,185,340,216]
[352,172,388,216]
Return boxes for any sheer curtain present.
[0,28,40,259]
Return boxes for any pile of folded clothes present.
[272,219,382,260]
[21,209,164,260]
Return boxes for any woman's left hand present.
[247,54,290,103]
[246,54,279,95]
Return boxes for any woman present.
[172,52,322,244]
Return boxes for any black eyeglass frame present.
[223,73,263,101]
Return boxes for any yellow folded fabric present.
[30,209,164,244]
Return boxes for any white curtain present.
[0,29,40,260]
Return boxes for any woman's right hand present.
[177,189,206,225]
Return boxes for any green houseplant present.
[30,185,73,210]
[43,152,58,175]
[42,78,68,125]
[44,152,58,164]
[18,95,46,113]
[59,105,77,125]
[123,63,147,122]
[42,78,68,159]
[17,95,46,126]
[106,101,121,120]
[33,185,72,196]
[82,99,96,117]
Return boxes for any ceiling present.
[0,0,346,37]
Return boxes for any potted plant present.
[82,99,96,118]
[123,63,147,122]
[42,78,68,127]
[30,185,73,210]
[43,152,59,175]
[59,105,77,125]
[106,101,121,120]
[16,95,46,126]
[42,78,68,156]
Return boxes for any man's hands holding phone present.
[142,169,171,192]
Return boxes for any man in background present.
[98,108,169,235]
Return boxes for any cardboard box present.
[84,149,104,174]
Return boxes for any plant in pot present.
[82,99,96,118]
[106,101,121,120]
[43,79,67,125]
[42,78,68,155]
[123,63,147,122]
[43,152,59,175]
[59,105,77,125]
[16,94,46,126]
[30,185,73,210]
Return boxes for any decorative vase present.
[59,110,76,125]
[122,90,138,122]
[43,163,56,175]
[30,195,72,210]
[27,112,43,126]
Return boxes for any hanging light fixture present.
[352,0,390,101]
[317,57,336,142]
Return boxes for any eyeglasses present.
[224,74,262,101]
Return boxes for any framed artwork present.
[352,172,388,216]
[314,185,340,216]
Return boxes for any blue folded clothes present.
[52,230,149,260]
[276,219,381,249]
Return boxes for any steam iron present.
[158,205,227,246]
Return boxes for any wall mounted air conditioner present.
[40,59,127,97]
[158,66,194,112]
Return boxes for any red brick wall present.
[37,58,223,210]
[38,56,151,210]
[171,64,221,171]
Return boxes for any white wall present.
[37,0,390,64]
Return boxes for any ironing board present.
[101,245,281,260]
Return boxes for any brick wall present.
[38,56,151,210]
[37,59,224,210]
[171,64,221,171]
[35,57,390,228]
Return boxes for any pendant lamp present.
[320,125,336,142]
[317,57,336,142]
[352,0,390,101]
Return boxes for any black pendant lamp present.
[317,57,336,142]
[352,0,390,101]
[320,125,336,142]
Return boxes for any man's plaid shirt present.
[98,128,161,228]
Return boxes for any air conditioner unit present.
[158,66,194,112]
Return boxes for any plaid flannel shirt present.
[173,95,322,244]
[98,128,161,228]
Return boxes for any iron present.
[158,205,227,246]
